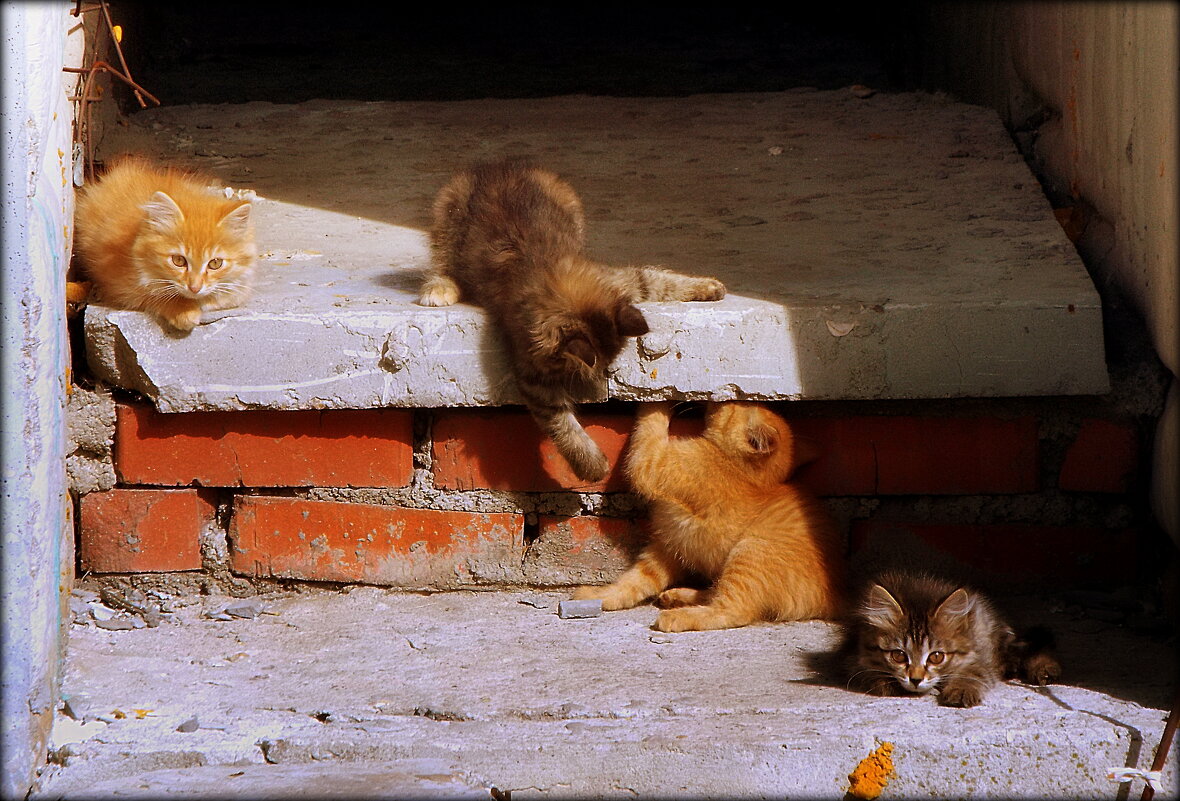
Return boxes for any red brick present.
[431,407,634,492]
[1058,418,1138,493]
[115,403,413,488]
[229,496,524,587]
[524,515,648,585]
[79,488,212,573]
[791,415,1040,496]
[850,520,1135,585]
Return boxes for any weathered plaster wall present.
[917,1,1179,543]
[1,2,78,796]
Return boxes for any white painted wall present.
[2,2,77,795]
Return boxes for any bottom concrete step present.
[34,589,1176,799]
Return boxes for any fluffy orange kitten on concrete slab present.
[573,401,847,632]
[73,156,257,332]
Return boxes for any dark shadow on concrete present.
[791,592,1177,714]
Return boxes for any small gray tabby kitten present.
[838,570,1061,707]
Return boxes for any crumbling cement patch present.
[65,384,115,495]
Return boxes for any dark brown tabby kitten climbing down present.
[419,158,726,481]
[837,570,1061,707]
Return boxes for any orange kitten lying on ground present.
[72,156,257,332]
[573,401,847,632]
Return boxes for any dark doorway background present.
[111,4,916,108]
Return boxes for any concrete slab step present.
[84,91,1108,411]
[32,589,1175,799]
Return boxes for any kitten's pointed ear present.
[863,584,904,626]
[745,421,779,454]
[616,304,649,337]
[565,333,598,369]
[142,191,184,230]
[218,202,252,237]
[934,588,974,621]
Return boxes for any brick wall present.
[74,398,1154,591]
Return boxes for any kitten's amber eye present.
[888,650,908,664]
[170,254,187,268]
[927,651,946,666]
[206,257,223,270]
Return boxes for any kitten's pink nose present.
[187,280,203,294]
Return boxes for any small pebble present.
[224,600,263,619]
[69,599,92,625]
[648,633,673,644]
[176,716,199,733]
[557,599,602,619]
[88,602,117,621]
[94,618,135,631]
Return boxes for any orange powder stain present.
[847,741,895,800]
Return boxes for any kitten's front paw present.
[417,275,460,307]
[692,278,727,302]
[654,608,699,632]
[938,683,983,708]
[568,448,610,483]
[655,605,739,632]
[655,587,706,608]
[572,586,636,611]
[162,307,202,332]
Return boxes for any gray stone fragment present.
[557,599,603,619]
[224,600,264,619]
[87,602,116,621]
[70,588,100,604]
[69,598,92,625]
[100,586,150,614]
[93,618,134,631]
[175,716,199,733]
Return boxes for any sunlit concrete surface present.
[31,588,1175,799]
[83,90,1109,411]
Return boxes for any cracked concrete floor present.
[31,586,1177,799]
